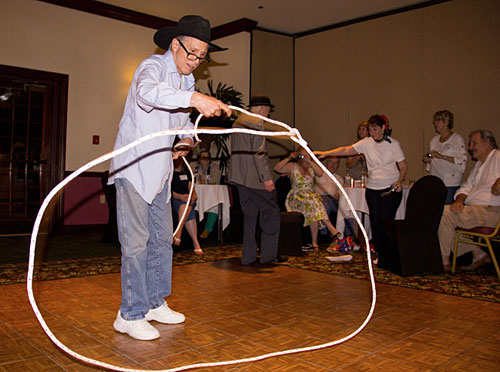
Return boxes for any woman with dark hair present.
[315,114,407,258]
[274,147,341,249]
[423,110,467,204]
[171,159,203,255]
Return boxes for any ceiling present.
[99,0,436,35]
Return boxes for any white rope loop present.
[26,105,376,372]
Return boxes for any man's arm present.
[190,91,231,118]
[491,177,500,196]
[450,193,467,214]
[172,137,193,159]
[251,135,275,192]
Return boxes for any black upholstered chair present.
[379,175,447,276]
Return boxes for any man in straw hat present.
[108,15,230,340]
[227,95,282,265]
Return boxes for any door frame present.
[0,64,68,229]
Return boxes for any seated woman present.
[346,121,369,180]
[193,150,221,238]
[171,159,203,255]
[274,148,341,249]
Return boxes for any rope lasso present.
[27,106,376,372]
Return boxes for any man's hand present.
[191,92,231,118]
[492,178,500,196]
[450,200,464,215]
[263,180,275,192]
[173,138,193,159]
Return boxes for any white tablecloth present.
[335,186,409,239]
[194,184,231,230]
[336,187,371,239]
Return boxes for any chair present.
[379,176,447,276]
[278,212,304,256]
[452,219,500,279]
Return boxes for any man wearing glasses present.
[109,15,230,341]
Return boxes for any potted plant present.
[190,80,244,174]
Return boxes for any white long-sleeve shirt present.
[109,50,194,204]
[428,132,467,187]
[457,149,500,206]
[315,172,343,197]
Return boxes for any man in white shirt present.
[438,129,500,271]
[108,15,230,341]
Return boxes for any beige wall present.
[251,30,294,170]
[295,0,500,181]
[194,32,251,107]
[0,0,250,172]
[2,0,499,180]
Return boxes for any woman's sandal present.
[173,236,181,246]
[194,247,204,255]
[331,232,342,241]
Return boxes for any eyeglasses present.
[176,39,210,64]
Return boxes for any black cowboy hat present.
[154,15,226,53]
[248,94,275,108]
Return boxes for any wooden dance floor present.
[0,259,499,371]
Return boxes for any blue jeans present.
[115,178,173,320]
[320,194,338,235]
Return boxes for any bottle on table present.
[360,169,368,188]
[345,170,352,187]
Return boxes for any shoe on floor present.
[302,244,314,252]
[145,302,185,324]
[465,254,491,271]
[271,256,288,263]
[113,312,160,341]
[200,230,210,239]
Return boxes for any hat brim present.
[154,28,226,53]
[248,103,275,108]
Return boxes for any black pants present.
[365,187,402,253]
[236,185,280,264]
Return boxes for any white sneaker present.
[113,312,160,340]
[145,302,185,324]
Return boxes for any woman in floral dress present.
[274,148,341,248]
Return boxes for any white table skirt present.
[194,184,230,230]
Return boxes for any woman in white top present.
[315,115,407,256]
[423,110,467,204]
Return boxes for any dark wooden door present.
[0,65,68,235]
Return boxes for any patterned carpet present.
[1,242,499,303]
